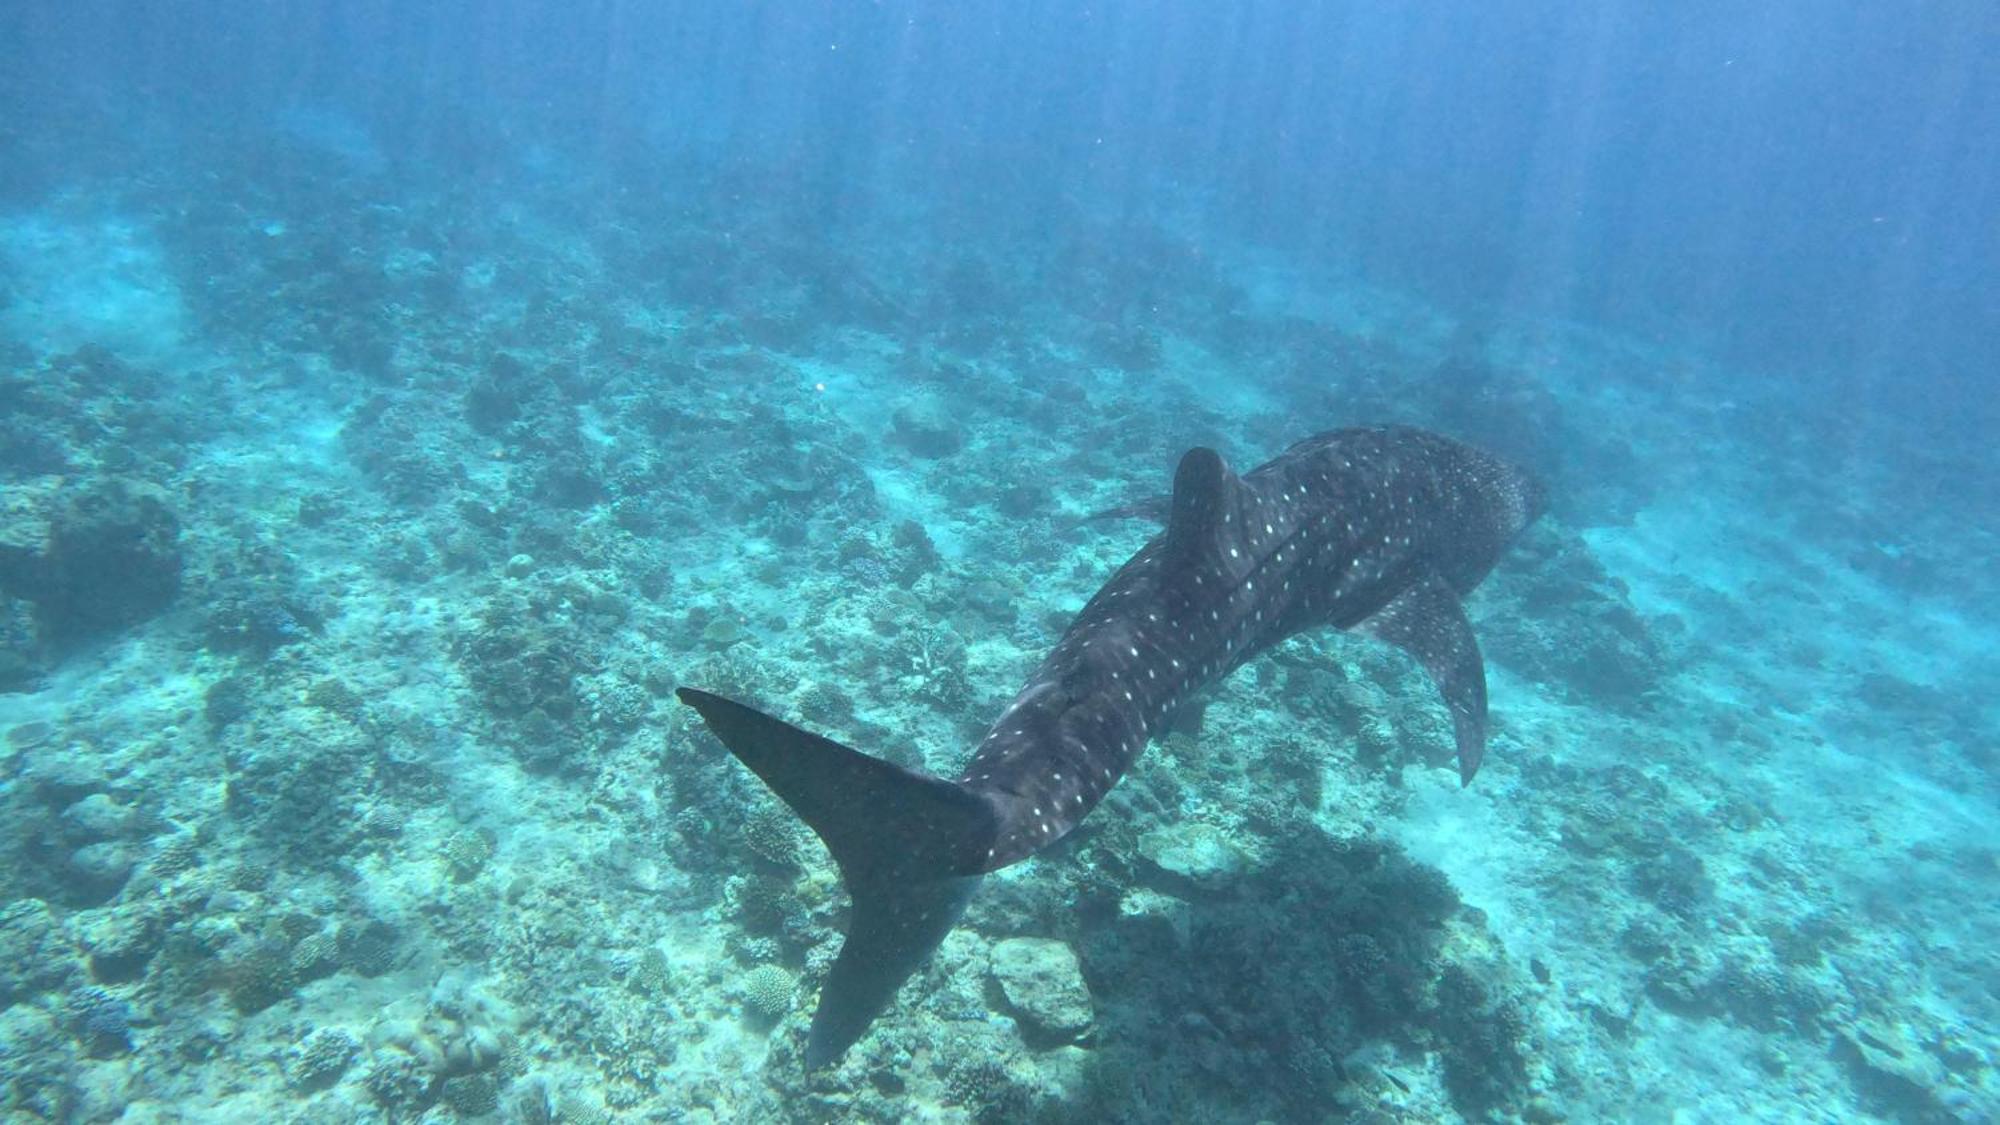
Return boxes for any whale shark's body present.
[678,425,1543,1067]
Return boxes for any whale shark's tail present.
[675,687,997,1067]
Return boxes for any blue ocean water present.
[1,3,1995,1121]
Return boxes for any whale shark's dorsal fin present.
[1354,570,1489,784]
[1165,447,1243,565]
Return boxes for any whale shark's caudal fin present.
[674,688,998,1068]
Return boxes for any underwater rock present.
[535,451,607,509]
[1629,844,1716,920]
[341,394,466,509]
[1136,821,1251,895]
[1334,933,1411,1033]
[66,842,136,903]
[76,904,164,983]
[373,971,515,1077]
[988,937,1093,1043]
[36,477,183,642]
[1830,1017,1964,1123]
[0,478,57,599]
[455,589,591,763]
[4,719,56,753]
[1433,963,1531,1117]
[202,675,256,733]
[1482,532,1667,707]
[889,397,963,458]
[465,356,532,434]
[1115,887,1193,949]
[219,706,375,863]
[24,753,109,806]
[4,721,55,755]
[0,899,77,1005]
[0,595,43,690]
[202,583,323,657]
[59,793,140,843]
[304,677,366,721]
[1081,832,1484,1117]
[0,1003,66,1107]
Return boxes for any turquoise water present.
[1,6,1995,1122]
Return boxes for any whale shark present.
[677,424,1544,1067]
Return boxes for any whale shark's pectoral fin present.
[1354,571,1490,785]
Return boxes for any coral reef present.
[742,964,796,1023]
[0,104,1989,1125]
[66,985,133,1057]
[288,1027,359,1091]
[36,477,184,643]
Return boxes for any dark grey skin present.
[679,425,1544,1067]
